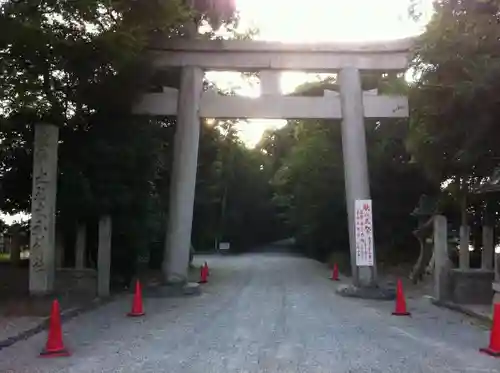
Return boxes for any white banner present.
[354,199,374,266]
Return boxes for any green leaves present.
[0,0,239,278]
[268,120,347,259]
[262,72,438,261]
[409,0,500,184]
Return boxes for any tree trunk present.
[459,177,470,269]
[460,177,468,227]
[410,215,434,283]
[425,251,435,275]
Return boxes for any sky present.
[207,0,434,147]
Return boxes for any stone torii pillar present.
[162,66,204,285]
[339,67,377,289]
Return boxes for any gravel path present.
[0,253,498,373]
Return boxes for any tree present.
[270,119,347,259]
[190,120,284,253]
[0,0,238,284]
[407,0,500,246]
[408,0,500,182]
[264,75,436,264]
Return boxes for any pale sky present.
[207,0,434,147]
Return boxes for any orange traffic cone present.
[330,263,340,281]
[480,303,500,357]
[199,264,208,284]
[127,280,145,317]
[40,300,70,358]
[204,261,210,276]
[392,279,411,316]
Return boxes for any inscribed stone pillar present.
[29,123,59,295]
[163,66,204,284]
[75,224,87,269]
[459,225,470,269]
[434,215,451,301]
[339,67,376,288]
[97,216,112,297]
[482,225,494,270]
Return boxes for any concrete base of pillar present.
[335,283,396,300]
[144,282,201,298]
[449,268,494,305]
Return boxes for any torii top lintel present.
[148,37,414,72]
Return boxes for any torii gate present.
[134,38,412,290]
[27,37,411,296]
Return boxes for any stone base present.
[430,296,493,324]
[144,282,201,298]
[450,269,494,305]
[336,283,396,300]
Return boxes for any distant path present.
[0,251,497,373]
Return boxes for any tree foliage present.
[0,0,241,284]
[408,0,500,183]
[260,75,437,264]
[407,0,500,251]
